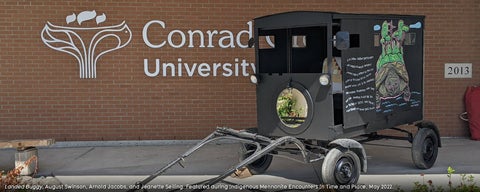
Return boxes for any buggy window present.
[258,35,275,49]
[258,26,327,74]
[292,35,306,48]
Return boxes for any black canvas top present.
[254,11,333,30]
[254,11,425,30]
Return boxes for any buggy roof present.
[254,11,424,30]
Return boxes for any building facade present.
[0,0,478,141]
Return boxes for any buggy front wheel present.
[321,147,361,185]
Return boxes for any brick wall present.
[0,0,478,141]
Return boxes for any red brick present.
[0,0,478,140]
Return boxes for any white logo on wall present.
[41,10,132,78]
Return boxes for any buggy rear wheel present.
[411,128,439,169]
[321,147,361,186]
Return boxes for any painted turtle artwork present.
[376,20,411,109]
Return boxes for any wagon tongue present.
[128,127,316,192]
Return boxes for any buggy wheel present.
[321,147,361,185]
[239,143,273,175]
[411,128,439,169]
[238,128,273,175]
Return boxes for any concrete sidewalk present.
[1,138,479,190]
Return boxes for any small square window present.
[259,35,275,49]
[404,33,416,45]
[292,35,306,48]
[350,34,360,48]
[374,34,381,47]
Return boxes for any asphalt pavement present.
[0,137,479,191]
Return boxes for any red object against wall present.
[466,86,480,140]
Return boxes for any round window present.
[276,88,308,128]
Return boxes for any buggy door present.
[339,19,377,129]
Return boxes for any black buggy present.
[131,11,440,190]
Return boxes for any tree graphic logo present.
[41,10,132,78]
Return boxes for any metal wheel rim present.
[334,156,357,185]
[422,137,435,162]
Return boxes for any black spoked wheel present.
[412,128,439,169]
[240,143,273,175]
[321,147,361,186]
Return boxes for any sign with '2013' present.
[444,63,472,78]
